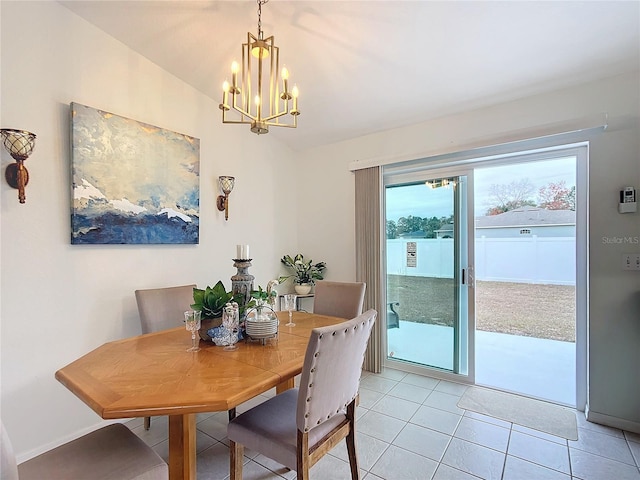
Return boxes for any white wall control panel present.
[619,187,637,213]
[622,254,640,270]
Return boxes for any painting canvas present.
[70,103,200,244]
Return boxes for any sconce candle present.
[1,128,36,204]
[216,175,235,221]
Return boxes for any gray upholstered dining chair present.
[312,280,366,319]
[135,283,196,429]
[227,309,377,480]
[1,422,168,480]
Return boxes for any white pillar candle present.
[236,244,250,259]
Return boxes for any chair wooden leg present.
[296,430,310,480]
[345,429,359,480]
[229,440,244,480]
[345,401,360,480]
[143,416,151,430]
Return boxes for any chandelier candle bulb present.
[222,81,230,107]
[231,61,239,91]
[281,67,289,97]
[291,85,299,114]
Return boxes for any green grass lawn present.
[387,275,576,342]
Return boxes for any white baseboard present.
[585,404,640,434]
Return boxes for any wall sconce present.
[216,176,235,221]
[1,128,36,204]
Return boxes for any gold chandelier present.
[219,0,299,135]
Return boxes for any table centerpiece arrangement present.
[244,286,279,343]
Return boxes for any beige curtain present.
[354,166,384,373]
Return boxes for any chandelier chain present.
[257,0,268,37]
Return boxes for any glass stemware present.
[284,293,297,327]
[184,310,201,352]
[222,303,239,351]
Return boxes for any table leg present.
[276,378,295,394]
[168,413,197,480]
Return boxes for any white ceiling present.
[59,1,640,151]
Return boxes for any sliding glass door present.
[384,169,474,379]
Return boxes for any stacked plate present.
[245,317,278,339]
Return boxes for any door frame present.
[381,143,587,410]
[382,166,476,384]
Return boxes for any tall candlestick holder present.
[231,258,254,310]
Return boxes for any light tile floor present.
[127,369,640,480]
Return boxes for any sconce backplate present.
[216,195,226,211]
[5,163,29,189]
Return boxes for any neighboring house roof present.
[435,224,454,237]
[475,207,575,228]
[436,224,454,233]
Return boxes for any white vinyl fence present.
[387,236,575,285]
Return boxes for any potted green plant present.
[245,285,278,311]
[278,254,326,294]
[191,281,243,340]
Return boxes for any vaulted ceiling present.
[60,1,640,151]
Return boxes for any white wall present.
[1,1,299,458]
[298,73,640,432]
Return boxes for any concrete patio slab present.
[387,321,576,406]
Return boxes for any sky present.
[386,156,576,221]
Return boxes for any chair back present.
[313,281,366,319]
[296,309,376,433]
[135,284,196,334]
[1,422,19,480]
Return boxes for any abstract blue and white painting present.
[70,103,200,244]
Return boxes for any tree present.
[386,220,397,239]
[422,216,442,238]
[538,181,575,210]
[485,178,536,215]
[396,215,424,236]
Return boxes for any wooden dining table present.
[55,311,345,480]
